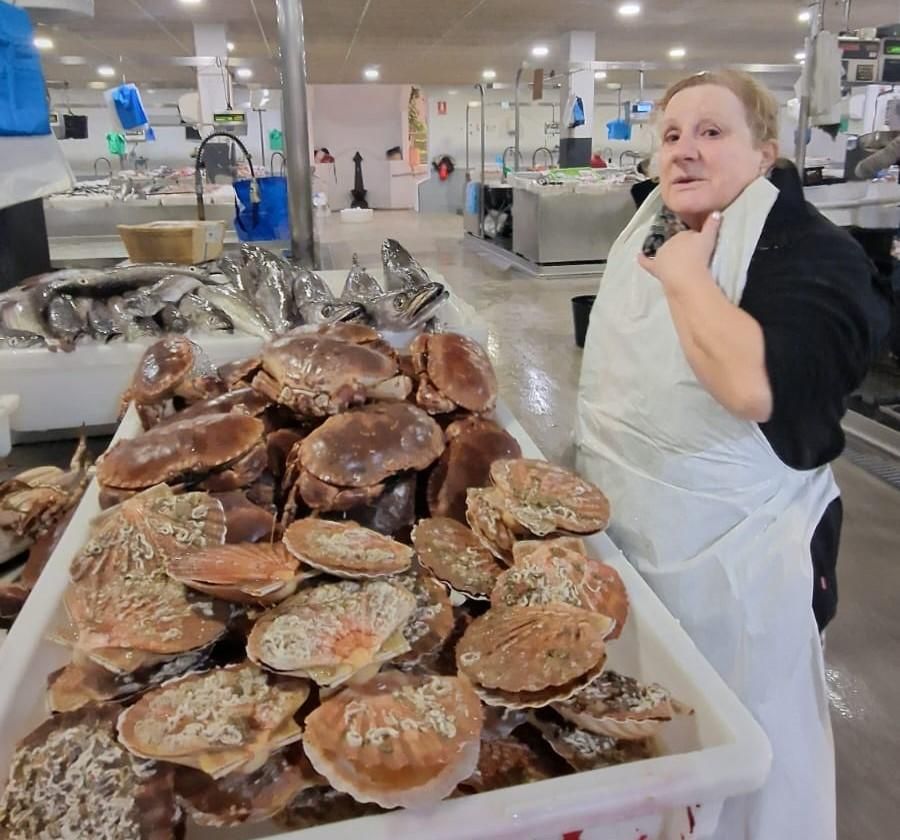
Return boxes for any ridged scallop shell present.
[457,737,554,794]
[166,542,311,604]
[490,459,611,536]
[491,544,628,640]
[456,604,611,708]
[117,662,309,778]
[0,706,178,840]
[464,487,523,562]
[302,671,483,810]
[247,580,416,686]
[412,517,505,600]
[283,519,412,579]
[390,566,455,666]
[552,670,677,740]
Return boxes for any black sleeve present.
[739,228,892,470]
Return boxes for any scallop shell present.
[464,487,523,563]
[511,537,587,563]
[117,662,309,778]
[63,485,228,659]
[412,517,505,600]
[0,706,178,840]
[491,544,628,640]
[391,566,455,666]
[457,737,554,794]
[283,519,412,579]
[175,743,325,827]
[246,580,416,686]
[273,786,385,830]
[455,604,611,707]
[302,671,483,810]
[551,670,677,740]
[529,713,654,773]
[490,459,611,536]
[166,542,310,604]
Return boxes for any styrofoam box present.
[0,268,484,435]
[0,403,771,840]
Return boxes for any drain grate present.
[843,443,900,491]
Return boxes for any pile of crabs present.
[0,325,685,838]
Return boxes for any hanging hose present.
[195,131,259,222]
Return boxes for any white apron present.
[575,178,836,840]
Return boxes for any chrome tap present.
[532,146,554,169]
[619,150,642,168]
[93,156,112,177]
[502,146,523,180]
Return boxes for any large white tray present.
[0,268,484,435]
[0,403,770,840]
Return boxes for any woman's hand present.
[638,211,722,292]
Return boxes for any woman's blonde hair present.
[659,70,780,147]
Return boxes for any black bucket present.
[572,295,596,348]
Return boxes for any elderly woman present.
[576,71,890,839]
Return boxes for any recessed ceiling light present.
[668,47,687,59]
[179,0,203,4]
[448,89,459,95]
[33,36,54,50]
[531,44,549,58]
[607,82,622,90]
[97,65,115,77]
[482,69,496,80]
[594,70,608,80]
[227,41,235,52]
[468,100,480,108]
[363,67,379,80]
[88,81,108,90]
[795,51,807,61]
[798,10,811,22]
[236,67,253,79]
[618,3,642,17]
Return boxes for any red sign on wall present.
[437,100,448,115]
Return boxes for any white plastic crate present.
[0,403,770,840]
[0,269,482,435]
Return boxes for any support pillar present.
[558,31,596,168]
[193,24,231,127]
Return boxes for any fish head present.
[291,268,334,305]
[381,238,430,290]
[299,300,367,325]
[364,283,448,330]
[340,260,384,302]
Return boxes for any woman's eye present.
[703,128,721,137]
[664,133,679,144]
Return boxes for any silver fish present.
[125,317,162,341]
[215,254,255,296]
[382,238,430,291]
[121,290,166,318]
[86,301,119,342]
[178,293,233,333]
[292,267,334,305]
[1,289,51,340]
[50,263,206,297]
[158,303,190,333]
[254,263,294,333]
[363,282,448,331]
[340,254,384,302]
[241,243,293,273]
[0,327,46,350]
[45,294,83,350]
[298,300,367,325]
[197,286,273,339]
[148,274,204,303]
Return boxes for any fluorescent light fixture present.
[236,67,253,79]
[448,89,459,95]
[594,70,608,80]
[227,41,235,52]
[618,3,642,16]
[795,51,807,61]
[468,100,481,108]
[88,81,108,90]
[668,47,686,59]
[798,10,811,22]
[363,67,379,80]
[607,82,622,90]
[33,36,54,50]
[482,69,496,80]
[179,0,203,4]
[531,45,549,58]
[97,65,115,77]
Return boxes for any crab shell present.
[97,413,265,491]
[251,333,411,417]
[410,333,498,415]
[293,402,445,512]
[155,386,271,428]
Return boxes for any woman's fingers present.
[637,252,657,276]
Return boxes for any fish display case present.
[0,268,484,439]
[0,403,771,840]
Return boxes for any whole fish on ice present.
[382,239,431,291]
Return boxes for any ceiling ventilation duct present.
[15,0,94,21]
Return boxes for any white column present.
[558,30,596,167]
[193,24,231,127]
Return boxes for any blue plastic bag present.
[569,95,585,129]
[234,176,290,242]
[0,2,51,137]
[465,181,480,216]
[110,83,148,130]
[607,119,632,141]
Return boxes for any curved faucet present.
[270,151,286,177]
[502,145,524,180]
[532,146,554,169]
[619,150,642,168]
[93,156,112,177]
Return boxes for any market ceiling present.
[31,0,900,90]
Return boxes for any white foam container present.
[0,269,481,436]
[0,403,771,840]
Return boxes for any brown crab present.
[251,331,411,418]
[427,416,522,523]
[409,332,498,415]
[96,412,266,506]
[121,336,226,429]
[281,401,444,518]
[155,385,271,428]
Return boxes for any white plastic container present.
[340,207,375,223]
[0,269,480,436]
[0,403,771,840]
[0,395,19,456]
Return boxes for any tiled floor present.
[10,209,900,837]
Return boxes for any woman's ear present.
[759,140,779,173]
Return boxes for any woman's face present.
[658,84,777,228]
